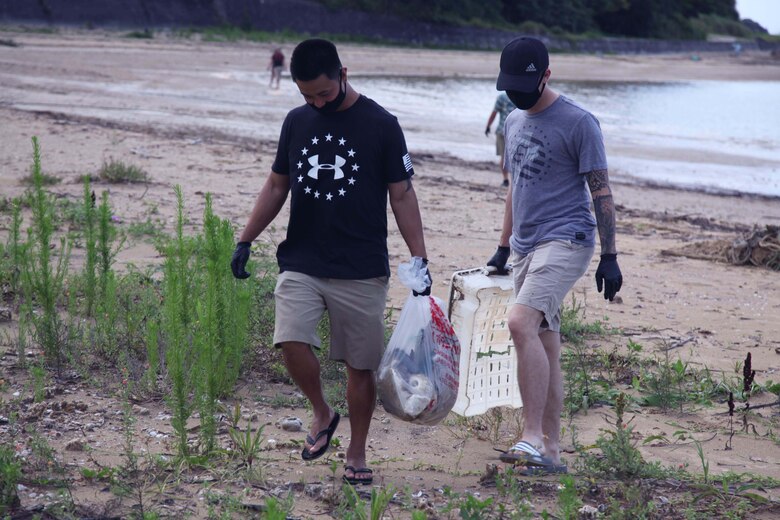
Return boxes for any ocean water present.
[8,63,777,197]
[355,77,780,197]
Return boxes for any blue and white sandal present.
[497,440,554,466]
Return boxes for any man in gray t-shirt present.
[485,92,516,187]
[486,37,624,473]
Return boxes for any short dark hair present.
[290,39,342,82]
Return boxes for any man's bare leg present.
[539,330,563,464]
[343,364,375,480]
[508,304,547,449]
[281,341,335,454]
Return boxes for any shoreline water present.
[3,31,780,200]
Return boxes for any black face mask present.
[506,77,546,110]
[309,70,346,114]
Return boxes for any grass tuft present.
[98,159,149,183]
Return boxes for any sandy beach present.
[2,29,780,518]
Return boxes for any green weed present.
[20,137,71,371]
[494,467,534,518]
[578,393,665,480]
[194,194,252,453]
[555,474,583,520]
[98,158,149,183]
[142,319,161,392]
[2,198,24,294]
[227,403,266,469]
[30,361,47,402]
[77,178,98,317]
[126,216,164,239]
[640,348,687,411]
[637,349,733,412]
[560,294,608,344]
[97,191,124,295]
[447,406,523,444]
[268,393,306,409]
[604,483,656,519]
[691,472,770,519]
[340,483,396,520]
[559,295,620,413]
[457,493,495,519]
[0,445,21,515]
[162,186,196,458]
[262,494,294,519]
[21,170,61,185]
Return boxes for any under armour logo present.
[525,63,536,72]
[308,154,346,180]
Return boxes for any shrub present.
[98,159,149,183]
[0,445,21,515]
[21,137,71,371]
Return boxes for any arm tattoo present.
[587,169,617,255]
[586,169,609,193]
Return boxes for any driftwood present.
[727,225,780,269]
[661,225,780,271]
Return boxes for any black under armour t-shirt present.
[271,95,414,279]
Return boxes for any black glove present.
[484,126,490,137]
[595,253,622,301]
[413,258,432,297]
[486,246,510,275]
[231,242,251,279]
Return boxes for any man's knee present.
[280,341,313,359]
[346,364,374,382]
[507,305,544,343]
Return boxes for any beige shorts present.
[495,133,505,157]
[511,240,595,332]
[273,271,389,370]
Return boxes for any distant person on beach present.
[485,91,516,187]
[486,37,623,475]
[231,38,429,486]
[268,48,285,89]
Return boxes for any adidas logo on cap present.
[525,63,537,73]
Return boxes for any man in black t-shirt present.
[231,39,430,486]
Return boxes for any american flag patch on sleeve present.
[402,153,413,172]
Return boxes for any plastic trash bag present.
[377,260,460,425]
[397,256,431,294]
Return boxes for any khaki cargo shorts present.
[496,132,505,157]
[511,240,595,332]
[273,271,389,370]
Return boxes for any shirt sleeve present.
[572,113,608,175]
[382,117,414,183]
[271,113,292,175]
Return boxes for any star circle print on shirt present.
[295,132,360,203]
[511,124,552,187]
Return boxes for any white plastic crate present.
[447,267,523,416]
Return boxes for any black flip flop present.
[343,466,373,485]
[301,412,340,461]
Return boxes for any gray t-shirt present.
[503,95,607,254]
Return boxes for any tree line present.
[316,0,758,39]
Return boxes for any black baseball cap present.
[496,37,549,92]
